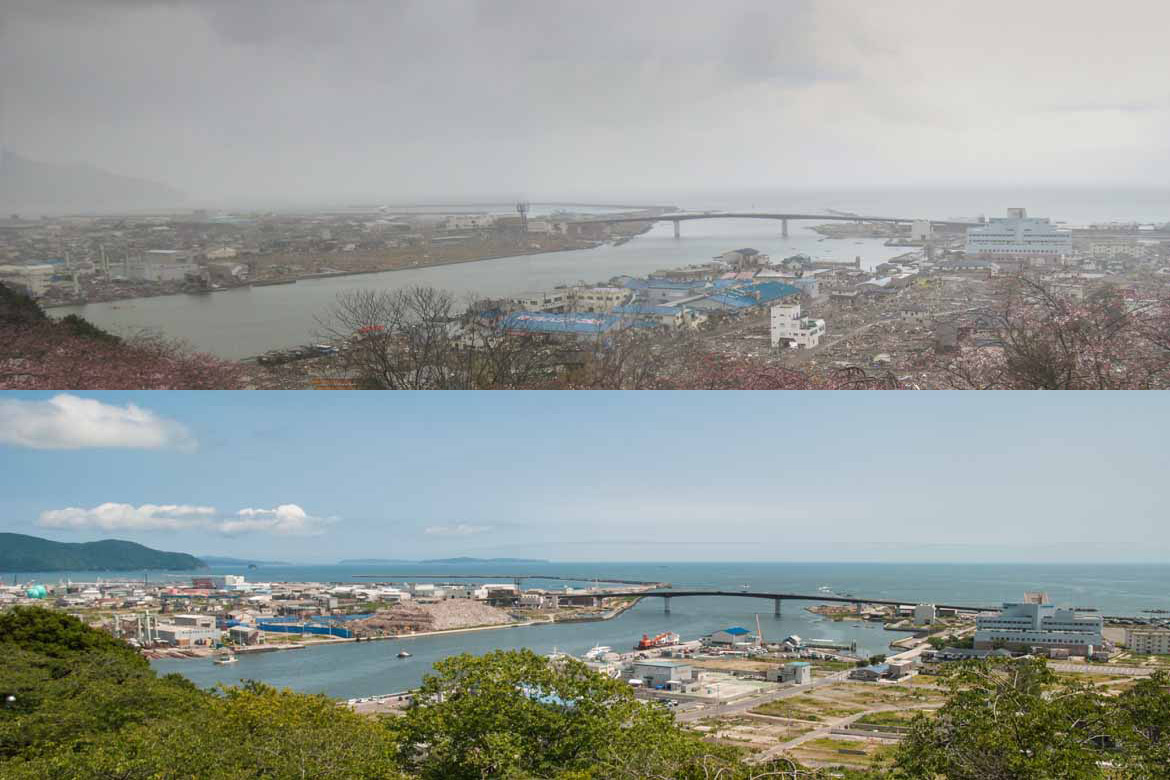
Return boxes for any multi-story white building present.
[770,302,825,349]
[0,263,57,296]
[974,602,1104,654]
[966,209,1072,260]
[568,286,632,313]
[1125,628,1170,655]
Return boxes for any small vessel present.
[584,645,612,660]
[397,650,412,658]
[635,632,680,650]
[213,652,238,665]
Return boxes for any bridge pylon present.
[781,219,789,239]
[774,598,781,617]
[664,595,671,614]
[672,220,680,239]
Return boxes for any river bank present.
[145,596,644,661]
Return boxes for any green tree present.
[891,658,1112,779]
[388,648,741,780]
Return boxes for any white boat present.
[584,645,612,660]
[397,650,412,658]
[213,653,238,665]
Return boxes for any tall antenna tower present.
[516,201,530,235]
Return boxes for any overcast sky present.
[2,391,1167,564]
[3,0,1170,205]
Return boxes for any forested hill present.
[0,533,206,571]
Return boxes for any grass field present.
[750,695,866,722]
[788,736,895,769]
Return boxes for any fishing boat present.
[213,652,238,665]
[397,650,412,658]
[584,645,612,660]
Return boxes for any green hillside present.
[0,533,205,572]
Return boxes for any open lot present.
[787,736,895,770]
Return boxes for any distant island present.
[339,556,549,565]
[199,556,292,566]
[0,533,205,572]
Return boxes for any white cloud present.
[36,502,334,536]
[0,394,195,451]
[38,503,216,531]
[219,504,335,536]
[425,524,492,536]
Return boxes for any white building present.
[569,286,632,313]
[914,604,937,625]
[630,659,694,689]
[0,263,57,296]
[965,209,1072,260]
[770,302,825,349]
[974,602,1104,654]
[508,290,569,312]
[1125,628,1170,655]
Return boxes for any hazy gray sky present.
[4,0,1170,203]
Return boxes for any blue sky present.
[1,391,1166,563]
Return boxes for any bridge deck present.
[579,213,977,228]
[604,590,995,612]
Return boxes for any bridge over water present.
[602,590,998,616]
[579,211,979,239]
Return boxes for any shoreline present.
[42,231,652,312]
[146,596,643,661]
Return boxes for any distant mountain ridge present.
[0,533,205,572]
[0,148,184,214]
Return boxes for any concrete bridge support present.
[664,596,671,614]
[672,220,680,239]
[774,598,782,617]
[781,219,789,239]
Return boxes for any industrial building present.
[706,626,754,647]
[1125,628,1170,655]
[766,661,812,685]
[499,311,625,339]
[769,302,825,348]
[974,602,1104,654]
[629,659,696,690]
[965,209,1072,260]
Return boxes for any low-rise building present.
[707,626,754,647]
[770,302,825,348]
[1125,628,1170,655]
[850,663,889,681]
[155,623,221,646]
[630,659,694,689]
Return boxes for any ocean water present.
[17,560,1165,698]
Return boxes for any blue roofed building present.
[850,663,890,681]
[500,311,624,340]
[708,626,756,646]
